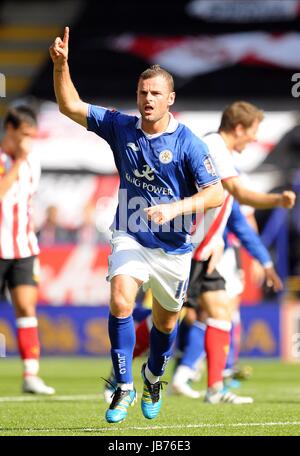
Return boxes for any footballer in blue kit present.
[87,105,220,253]
[50,26,224,424]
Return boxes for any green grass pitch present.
[0,357,299,436]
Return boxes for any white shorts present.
[216,247,244,299]
[107,231,192,312]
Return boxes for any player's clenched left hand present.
[280,190,296,209]
[2,135,32,160]
[207,242,225,275]
[264,266,283,292]
[144,203,179,225]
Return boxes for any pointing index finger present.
[63,26,69,45]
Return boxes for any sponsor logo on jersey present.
[133,164,155,181]
[159,149,173,164]
[125,173,174,195]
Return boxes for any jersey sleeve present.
[203,135,238,181]
[238,173,255,216]
[227,200,272,266]
[86,105,116,145]
[186,137,220,189]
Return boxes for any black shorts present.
[0,256,39,290]
[185,258,226,310]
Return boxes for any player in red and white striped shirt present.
[174,102,295,403]
[0,106,54,395]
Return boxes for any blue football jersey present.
[87,105,220,254]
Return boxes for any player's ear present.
[168,92,175,107]
[235,123,244,137]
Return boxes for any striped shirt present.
[192,133,238,261]
[0,150,40,259]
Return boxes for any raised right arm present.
[49,26,88,127]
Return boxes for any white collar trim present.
[136,112,178,134]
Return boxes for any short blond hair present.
[138,64,174,92]
[220,101,264,132]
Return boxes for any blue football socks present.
[108,313,135,384]
[147,323,177,377]
[180,321,206,369]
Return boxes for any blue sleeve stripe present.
[199,178,220,188]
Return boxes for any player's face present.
[3,121,37,157]
[233,118,260,153]
[137,76,175,124]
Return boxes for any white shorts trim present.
[107,231,192,312]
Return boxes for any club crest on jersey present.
[203,157,217,176]
[159,149,173,164]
